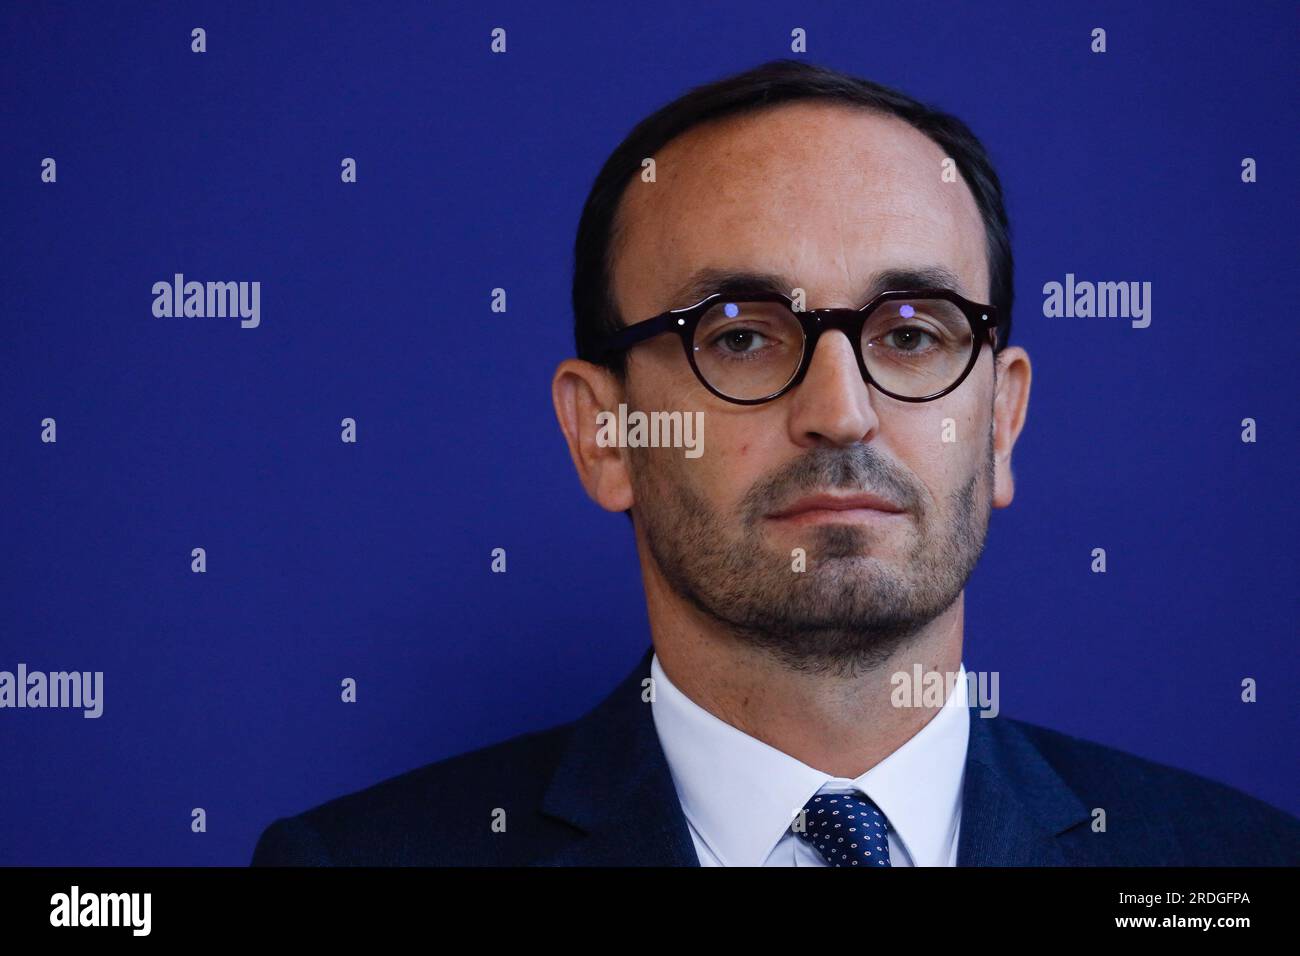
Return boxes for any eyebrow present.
[664,265,970,310]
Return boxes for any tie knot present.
[793,791,892,867]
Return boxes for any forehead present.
[609,100,990,316]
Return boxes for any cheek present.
[884,404,983,503]
[689,414,781,508]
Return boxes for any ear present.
[991,346,1032,509]
[551,358,635,512]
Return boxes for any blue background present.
[1,1,1295,865]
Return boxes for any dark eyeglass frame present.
[595,288,1003,405]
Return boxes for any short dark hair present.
[571,59,1014,373]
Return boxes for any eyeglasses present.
[595,288,1002,405]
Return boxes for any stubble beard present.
[632,431,995,678]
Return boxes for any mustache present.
[741,445,918,526]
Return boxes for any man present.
[252,60,1300,866]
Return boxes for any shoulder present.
[251,720,580,866]
[998,715,1300,865]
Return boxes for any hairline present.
[600,100,999,370]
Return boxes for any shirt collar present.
[650,652,969,867]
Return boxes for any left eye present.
[881,326,937,352]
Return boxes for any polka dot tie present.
[794,791,892,867]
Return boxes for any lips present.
[767,492,906,521]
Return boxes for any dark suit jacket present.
[251,647,1300,866]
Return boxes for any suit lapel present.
[536,648,1091,866]
[535,647,700,866]
[957,708,1091,865]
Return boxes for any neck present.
[642,559,964,780]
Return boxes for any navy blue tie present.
[795,791,892,867]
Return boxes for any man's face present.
[605,102,1011,673]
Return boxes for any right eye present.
[711,326,772,355]
[696,301,798,361]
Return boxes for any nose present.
[785,329,880,448]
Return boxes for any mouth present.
[766,492,908,527]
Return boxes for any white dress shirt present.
[649,652,969,867]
